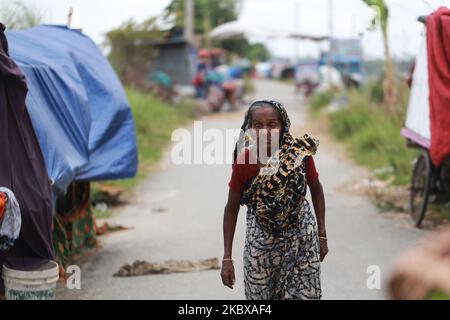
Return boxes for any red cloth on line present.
[0,192,5,221]
[228,148,319,194]
[427,7,450,166]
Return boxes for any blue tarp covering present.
[5,25,138,195]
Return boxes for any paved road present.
[58,80,426,300]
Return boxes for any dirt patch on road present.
[114,258,221,277]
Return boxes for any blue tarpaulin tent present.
[5,25,138,196]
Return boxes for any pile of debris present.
[352,177,410,212]
[114,258,221,277]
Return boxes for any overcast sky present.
[3,0,450,59]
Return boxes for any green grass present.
[312,82,419,185]
[92,89,195,218]
[426,291,450,300]
[102,88,195,189]
[426,204,450,226]
[92,206,114,219]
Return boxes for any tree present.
[163,0,241,36]
[362,0,396,111]
[221,39,270,62]
[105,18,166,85]
[0,0,44,30]
[164,0,268,61]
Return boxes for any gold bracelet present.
[319,236,327,240]
[222,258,234,263]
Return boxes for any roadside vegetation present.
[308,79,450,229]
[92,88,195,217]
[326,81,418,185]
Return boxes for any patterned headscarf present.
[233,99,291,164]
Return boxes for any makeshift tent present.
[403,30,431,147]
[0,23,54,292]
[2,25,138,277]
[5,25,138,196]
[402,7,450,165]
[426,7,450,166]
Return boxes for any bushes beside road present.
[310,82,418,185]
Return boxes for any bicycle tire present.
[410,151,432,227]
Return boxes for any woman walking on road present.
[221,99,328,300]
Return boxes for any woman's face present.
[250,105,283,155]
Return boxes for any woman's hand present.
[220,260,236,289]
[319,238,328,262]
[222,189,240,290]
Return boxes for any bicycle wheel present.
[410,151,432,227]
[439,156,450,194]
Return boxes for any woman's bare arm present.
[309,179,328,262]
[223,188,241,259]
[309,179,326,235]
[221,188,241,289]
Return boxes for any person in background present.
[149,71,173,102]
[193,63,208,99]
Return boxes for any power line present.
[387,0,426,17]
[421,0,435,11]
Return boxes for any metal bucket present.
[2,261,59,300]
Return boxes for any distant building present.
[319,38,363,79]
[133,37,198,86]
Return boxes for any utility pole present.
[184,0,194,43]
[203,5,211,51]
[67,7,74,28]
[327,0,334,87]
[67,6,82,32]
[294,0,300,62]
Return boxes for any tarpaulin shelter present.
[403,29,431,147]
[5,25,138,196]
[0,23,54,292]
[426,7,450,166]
[402,7,450,166]
[1,24,138,283]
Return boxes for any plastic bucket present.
[2,261,59,300]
